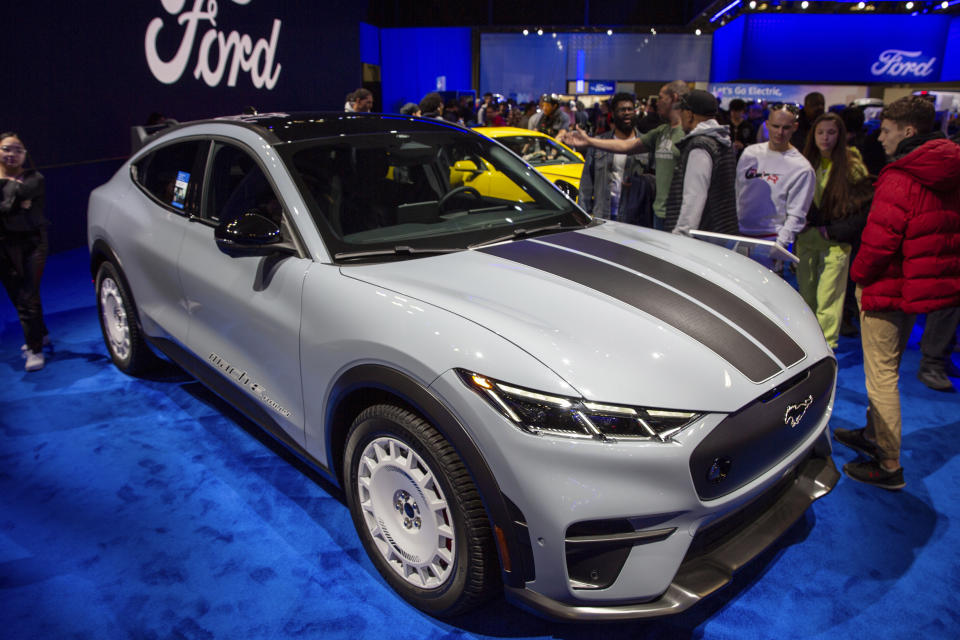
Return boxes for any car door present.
[178,139,309,446]
[125,139,208,341]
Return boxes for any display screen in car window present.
[172,171,191,209]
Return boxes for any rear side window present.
[133,140,207,214]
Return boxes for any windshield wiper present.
[334,246,462,261]
[468,222,584,250]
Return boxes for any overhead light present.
[522,29,529,36]
[552,32,556,38]
[695,28,702,36]
[607,29,613,35]
[857,1,865,8]
[801,0,809,8]
[650,27,657,34]
[905,1,913,7]
[537,28,543,36]
[749,1,757,9]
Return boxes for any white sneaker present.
[24,349,45,372]
[20,335,52,355]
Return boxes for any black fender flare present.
[325,363,527,588]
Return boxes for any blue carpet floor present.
[1,248,958,639]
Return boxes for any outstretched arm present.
[561,126,646,154]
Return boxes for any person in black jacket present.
[0,132,49,371]
[578,93,653,226]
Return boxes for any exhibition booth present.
[3,4,960,638]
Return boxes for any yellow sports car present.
[462,126,584,200]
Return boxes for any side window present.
[133,140,206,214]
[204,143,282,224]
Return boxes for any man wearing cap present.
[736,103,816,273]
[664,90,739,236]
[529,94,570,138]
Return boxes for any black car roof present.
[206,112,472,143]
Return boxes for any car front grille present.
[688,358,836,500]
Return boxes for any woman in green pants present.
[796,112,874,349]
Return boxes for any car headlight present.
[457,369,700,442]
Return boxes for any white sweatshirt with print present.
[735,143,815,247]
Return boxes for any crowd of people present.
[561,87,960,491]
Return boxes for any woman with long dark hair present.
[0,132,50,371]
[796,112,873,349]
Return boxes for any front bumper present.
[504,446,839,621]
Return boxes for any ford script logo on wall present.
[145,0,282,90]
[870,49,937,79]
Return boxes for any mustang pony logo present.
[784,395,814,428]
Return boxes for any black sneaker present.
[833,427,880,459]
[918,367,955,392]
[843,460,905,490]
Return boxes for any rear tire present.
[96,261,155,375]
[344,404,499,616]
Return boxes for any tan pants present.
[857,285,916,463]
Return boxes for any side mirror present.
[452,159,483,180]
[215,211,290,256]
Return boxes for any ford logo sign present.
[707,457,732,484]
[870,49,936,79]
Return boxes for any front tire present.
[344,404,499,616]
[96,261,155,375]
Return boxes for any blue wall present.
[359,22,380,67]
[710,16,746,83]
[712,13,950,83]
[480,32,712,99]
[379,27,473,113]
[942,16,960,82]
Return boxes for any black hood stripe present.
[479,240,781,382]
[539,232,805,367]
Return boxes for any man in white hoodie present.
[736,103,815,272]
[665,90,739,236]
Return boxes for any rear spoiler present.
[130,120,179,155]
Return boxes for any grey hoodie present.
[673,119,732,235]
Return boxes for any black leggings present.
[1,229,49,352]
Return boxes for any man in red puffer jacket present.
[833,96,960,490]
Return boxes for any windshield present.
[493,135,582,167]
[281,128,589,260]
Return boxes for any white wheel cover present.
[99,277,131,361]
[357,436,456,588]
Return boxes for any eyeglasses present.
[769,103,800,118]
[1,145,26,155]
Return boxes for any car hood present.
[341,224,827,412]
